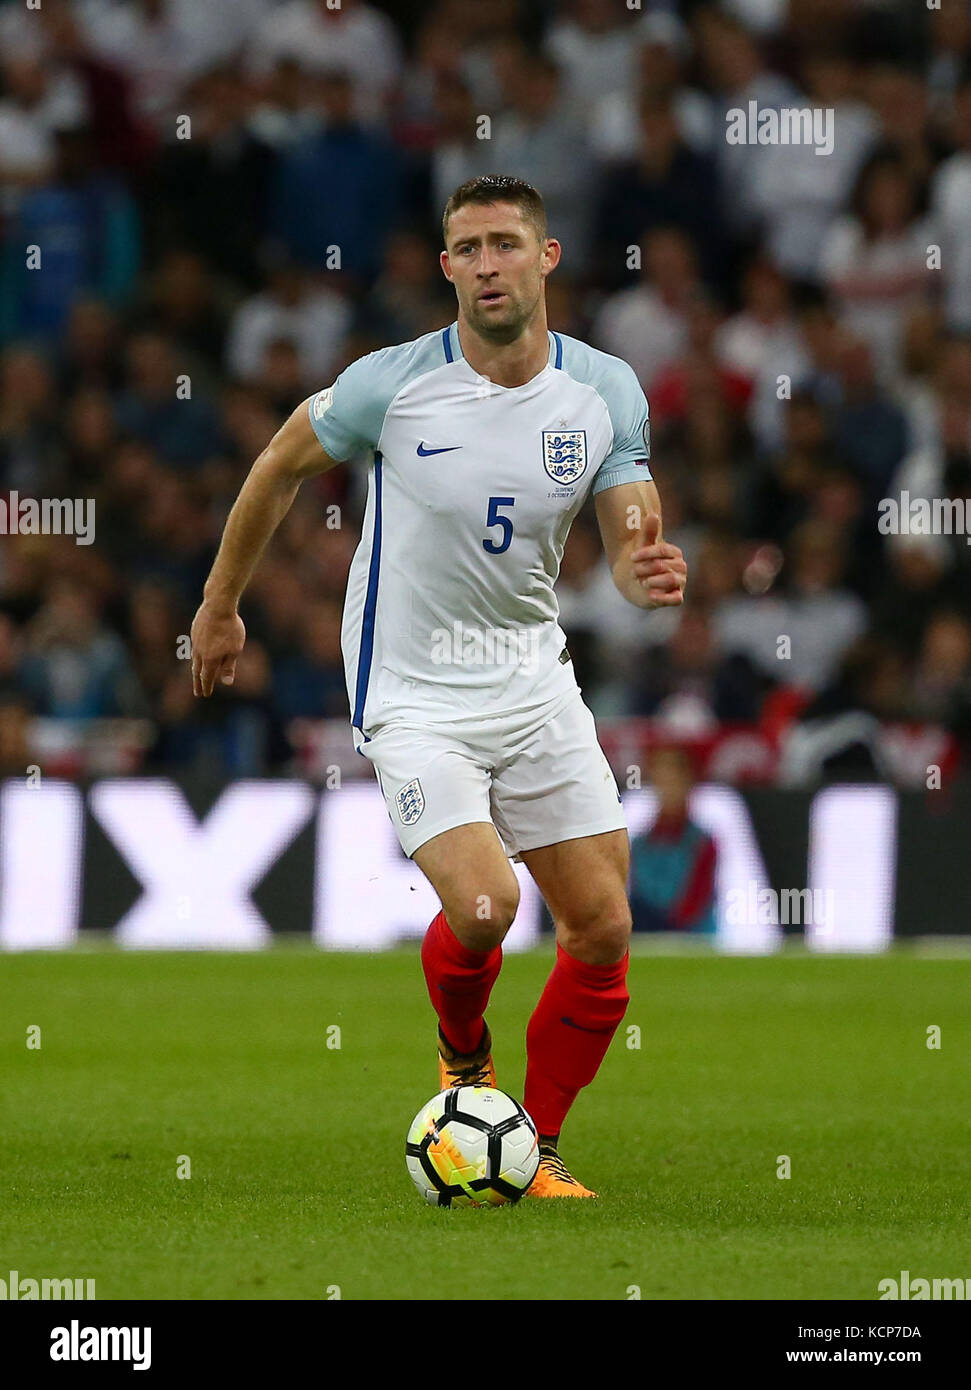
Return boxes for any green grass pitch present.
[1,948,967,1300]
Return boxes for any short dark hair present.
[442,174,547,246]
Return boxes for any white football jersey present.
[308,322,651,746]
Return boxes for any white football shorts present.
[359,687,628,859]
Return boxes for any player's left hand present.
[630,513,686,608]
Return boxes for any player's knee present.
[557,900,632,964]
[445,881,520,949]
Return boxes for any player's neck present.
[456,313,551,389]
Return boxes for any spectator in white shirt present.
[0,54,87,201]
[926,2,971,124]
[821,153,936,382]
[246,0,401,126]
[694,7,803,238]
[490,54,594,274]
[590,11,714,163]
[593,227,701,392]
[543,0,639,118]
[717,258,811,457]
[931,77,971,334]
[748,51,878,280]
[430,75,487,228]
[77,0,199,130]
[225,258,350,389]
[715,520,868,692]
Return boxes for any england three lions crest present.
[395,778,425,825]
[542,430,587,485]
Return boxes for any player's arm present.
[594,478,686,610]
[191,399,338,696]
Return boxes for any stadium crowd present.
[0,0,969,780]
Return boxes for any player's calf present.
[415,823,518,1089]
[422,908,504,1060]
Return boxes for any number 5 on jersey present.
[483,496,515,555]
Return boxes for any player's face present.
[441,202,559,341]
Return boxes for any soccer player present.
[191,175,687,1197]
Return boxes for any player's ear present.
[439,249,454,283]
[541,238,562,276]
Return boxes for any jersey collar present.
[443,322,562,372]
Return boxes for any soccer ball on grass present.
[406,1086,539,1207]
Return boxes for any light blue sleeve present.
[591,357,653,495]
[307,352,388,461]
[307,331,449,461]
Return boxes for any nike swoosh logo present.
[561,1016,615,1035]
[417,442,461,456]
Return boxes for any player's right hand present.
[190,601,246,697]
[630,512,686,608]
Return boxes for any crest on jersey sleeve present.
[312,386,334,419]
[542,430,587,485]
[395,778,425,826]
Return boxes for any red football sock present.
[524,944,630,1138]
[421,909,502,1055]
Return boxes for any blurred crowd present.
[0,0,970,779]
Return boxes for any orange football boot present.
[528,1143,597,1198]
[437,1022,497,1092]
